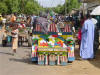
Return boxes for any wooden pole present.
[83,0,85,16]
[65,0,67,15]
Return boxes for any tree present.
[53,0,81,15]
[24,0,42,15]
[0,2,8,14]
[4,0,20,14]
[0,0,43,14]
[0,0,47,15]
[11,0,20,13]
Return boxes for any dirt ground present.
[0,29,100,75]
[0,44,100,75]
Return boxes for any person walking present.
[80,14,95,59]
[91,16,98,58]
[11,25,19,54]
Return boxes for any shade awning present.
[91,6,100,15]
[81,0,100,3]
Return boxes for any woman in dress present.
[11,25,19,54]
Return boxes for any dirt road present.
[0,44,100,75]
[0,29,100,75]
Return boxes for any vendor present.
[11,25,19,54]
[10,13,16,23]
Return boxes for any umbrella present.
[91,6,100,15]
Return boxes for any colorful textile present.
[64,24,71,32]
[11,29,19,38]
[49,54,56,65]
[31,45,38,61]
[67,45,75,61]
[48,24,57,32]
[61,55,67,66]
[34,24,42,32]
[38,54,45,65]
[36,17,48,33]
[78,29,81,40]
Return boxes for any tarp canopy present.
[81,0,100,3]
[91,6,100,15]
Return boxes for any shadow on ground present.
[6,45,100,68]
[89,49,100,68]
[0,52,13,56]
[75,46,100,69]
[9,52,37,65]
[9,57,34,64]
[9,56,38,65]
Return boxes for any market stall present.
[2,15,29,47]
[31,22,75,66]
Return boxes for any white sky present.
[36,0,65,8]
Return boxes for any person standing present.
[80,14,95,59]
[0,14,3,29]
[91,16,98,58]
[11,25,19,54]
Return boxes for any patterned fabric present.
[38,55,45,65]
[31,45,38,61]
[67,45,75,61]
[64,24,71,32]
[11,29,19,38]
[48,24,57,32]
[34,24,42,32]
[36,17,49,33]
[32,45,38,57]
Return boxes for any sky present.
[36,0,65,8]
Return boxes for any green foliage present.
[11,0,20,13]
[0,0,43,15]
[0,0,81,15]
[4,0,20,14]
[0,2,8,14]
[53,0,82,15]
[24,0,42,15]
